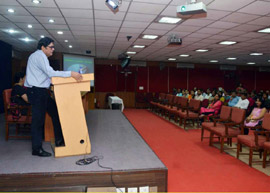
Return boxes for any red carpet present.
[123,109,270,192]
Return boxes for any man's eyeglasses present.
[47,46,55,49]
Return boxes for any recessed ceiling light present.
[209,60,218,63]
[40,35,45,38]
[48,19,54,23]
[142,35,158,40]
[219,41,237,45]
[57,31,63,35]
[226,57,237,60]
[258,28,270,33]
[168,58,176,61]
[179,54,190,57]
[65,40,68,42]
[158,17,181,24]
[126,51,136,55]
[247,62,255,65]
[7,9,15,13]
[195,49,209,52]
[133,45,145,48]
[69,45,72,48]
[8,29,15,33]
[20,37,30,42]
[32,0,41,4]
[250,53,263,56]
[27,24,33,28]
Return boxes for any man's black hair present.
[37,37,54,50]
[14,72,25,83]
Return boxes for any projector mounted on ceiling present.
[167,34,182,46]
[177,1,207,15]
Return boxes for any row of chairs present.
[201,105,270,168]
[150,93,201,129]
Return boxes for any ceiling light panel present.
[158,17,181,24]
[219,41,237,45]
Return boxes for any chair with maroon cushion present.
[201,105,232,141]
[237,113,270,167]
[209,107,246,153]
[168,97,183,122]
[159,94,174,116]
[155,93,168,114]
[3,89,32,140]
[178,99,201,130]
[165,95,179,119]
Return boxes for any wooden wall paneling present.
[116,92,135,108]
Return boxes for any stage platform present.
[0,110,167,192]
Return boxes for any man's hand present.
[71,71,83,81]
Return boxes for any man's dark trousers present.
[27,87,63,151]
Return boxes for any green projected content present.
[63,54,94,86]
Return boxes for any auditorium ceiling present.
[0,0,270,66]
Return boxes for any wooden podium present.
[51,73,94,158]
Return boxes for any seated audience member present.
[250,90,257,101]
[236,83,244,93]
[193,87,198,96]
[208,90,216,103]
[228,91,239,107]
[244,97,267,134]
[172,88,177,95]
[176,88,182,97]
[234,92,249,110]
[266,90,270,99]
[200,94,222,117]
[247,92,256,115]
[203,88,211,99]
[194,89,204,101]
[188,90,195,100]
[11,72,30,115]
[184,90,189,98]
[262,93,270,109]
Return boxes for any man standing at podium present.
[25,37,82,157]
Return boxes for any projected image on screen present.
[63,54,94,86]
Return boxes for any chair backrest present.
[220,106,232,120]
[166,94,174,104]
[201,99,209,108]
[172,95,178,104]
[231,107,246,124]
[189,99,201,111]
[3,89,12,116]
[176,96,182,105]
[181,97,188,107]
[262,113,270,131]
[159,93,166,100]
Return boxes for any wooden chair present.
[170,97,189,123]
[159,94,174,116]
[3,88,31,140]
[179,99,201,129]
[237,113,270,167]
[201,105,232,141]
[209,107,246,153]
